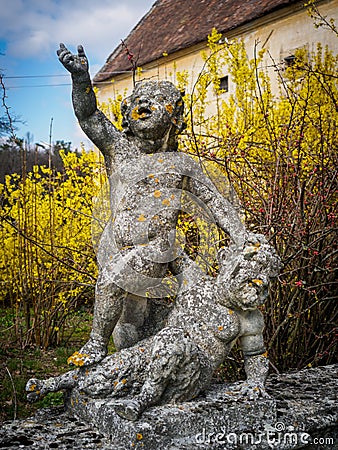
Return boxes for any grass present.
[0,307,116,423]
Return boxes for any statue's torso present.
[110,154,184,251]
[168,278,241,367]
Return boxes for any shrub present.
[179,30,337,371]
[0,149,105,348]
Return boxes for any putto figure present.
[56,43,252,365]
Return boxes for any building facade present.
[93,0,337,108]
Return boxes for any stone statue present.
[26,44,282,423]
[55,44,252,365]
[27,235,281,421]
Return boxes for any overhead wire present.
[2,71,134,79]
[3,72,138,89]
[3,74,68,79]
[6,83,71,89]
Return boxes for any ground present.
[0,308,105,422]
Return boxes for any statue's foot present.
[114,399,142,421]
[67,339,107,367]
[26,378,45,402]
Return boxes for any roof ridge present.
[93,0,303,83]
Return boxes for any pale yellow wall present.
[96,0,337,109]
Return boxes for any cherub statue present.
[56,43,252,365]
[27,235,281,421]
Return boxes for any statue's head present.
[121,80,186,150]
[216,236,281,310]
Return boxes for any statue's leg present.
[113,384,157,421]
[72,281,126,366]
[76,243,168,360]
[112,294,148,350]
[111,243,168,350]
[114,327,198,421]
[26,370,78,402]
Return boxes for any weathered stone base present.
[68,388,276,449]
[0,407,112,449]
[1,365,337,449]
[66,364,337,449]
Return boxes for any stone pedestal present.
[66,364,337,449]
[68,386,276,449]
[1,365,337,449]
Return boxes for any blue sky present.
[0,0,155,149]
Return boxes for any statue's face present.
[127,83,180,140]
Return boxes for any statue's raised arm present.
[57,44,119,171]
[57,44,89,81]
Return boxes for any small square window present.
[219,75,229,92]
[284,55,296,68]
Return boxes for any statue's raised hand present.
[57,43,89,76]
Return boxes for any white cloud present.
[0,0,154,62]
[0,0,155,147]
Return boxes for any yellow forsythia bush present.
[0,149,106,348]
[178,30,337,372]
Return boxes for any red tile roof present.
[94,0,302,83]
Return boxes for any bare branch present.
[0,72,17,139]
